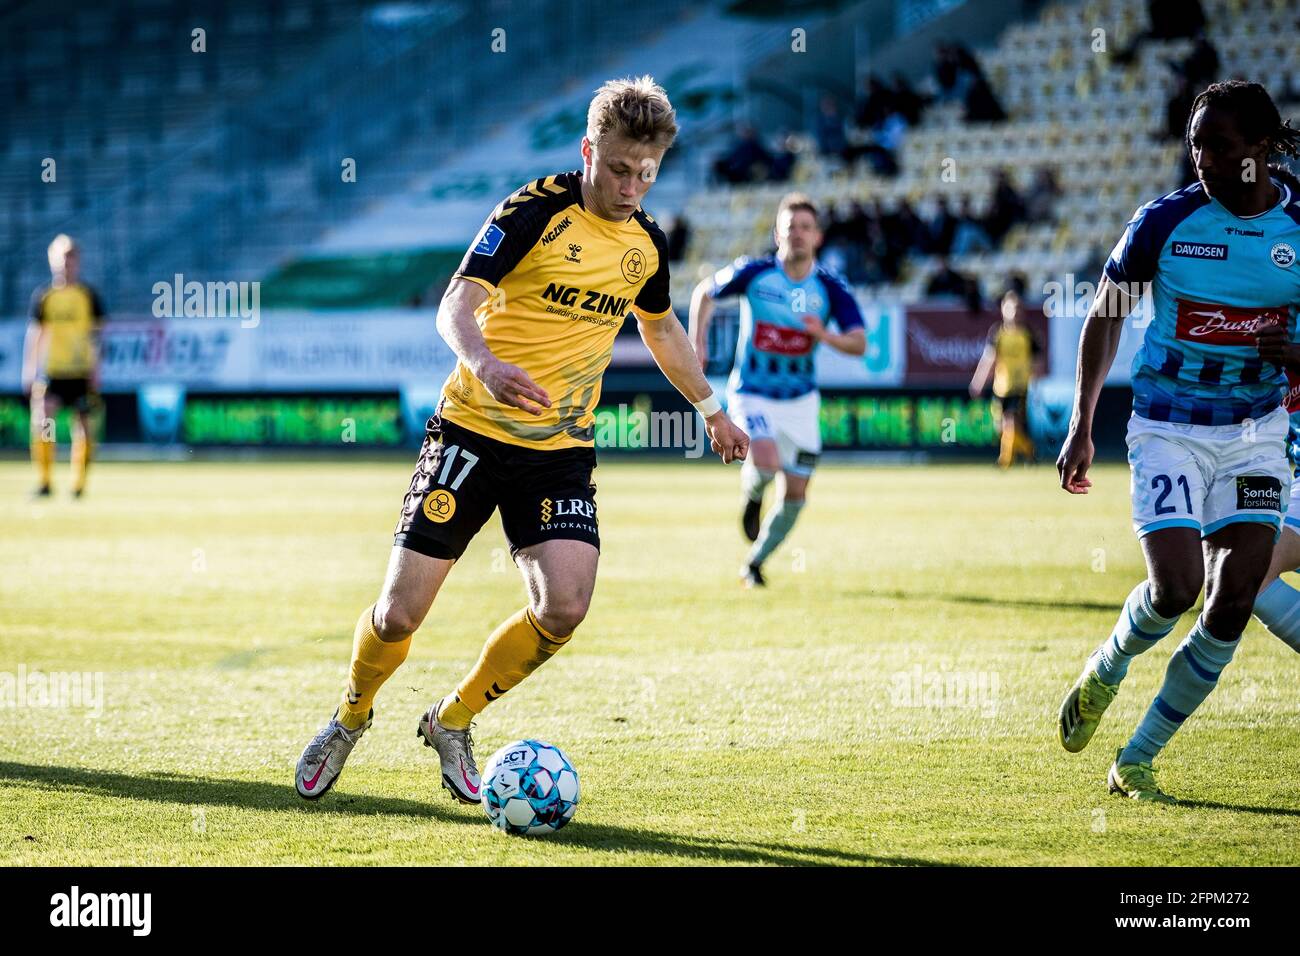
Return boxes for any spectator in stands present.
[855,74,895,130]
[926,255,982,312]
[927,196,958,255]
[963,71,1006,123]
[712,124,774,184]
[769,133,799,182]
[814,94,850,160]
[1115,0,1207,66]
[1024,167,1061,223]
[1176,32,1219,91]
[894,199,930,256]
[985,168,1026,243]
[890,72,928,126]
[932,43,968,103]
[666,213,690,263]
[951,195,993,255]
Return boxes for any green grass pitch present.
[1,458,1298,865]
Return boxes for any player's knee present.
[532,595,588,639]
[1148,576,1202,618]
[372,600,423,640]
[1202,594,1254,638]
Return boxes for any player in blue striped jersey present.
[1056,81,1300,802]
[689,193,865,587]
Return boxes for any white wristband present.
[692,392,722,417]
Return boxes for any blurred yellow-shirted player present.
[21,235,107,498]
[970,285,1043,468]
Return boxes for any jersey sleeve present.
[819,268,865,331]
[708,256,765,299]
[1104,188,1207,286]
[452,185,555,292]
[632,213,673,320]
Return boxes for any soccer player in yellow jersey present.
[21,235,106,498]
[969,285,1043,468]
[296,76,750,802]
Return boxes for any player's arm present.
[21,290,47,395]
[686,279,716,370]
[805,268,866,356]
[21,321,45,396]
[636,312,749,464]
[435,277,551,415]
[968,341,995,398]
[1058,276,1135,494]
[1254,321,1300,372]
[88,286,107,391]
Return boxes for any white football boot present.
[416,701,481,805]
[295,708,371,799]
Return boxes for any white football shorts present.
[727,389,821,477]
[1126,405,1290,538]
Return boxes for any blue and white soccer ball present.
[480,739,580,836]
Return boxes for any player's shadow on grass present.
[1170,798,1300,817]
[0,760,943,865]
[0,760,466,822]
[867,588,1135,615]
[544,821,949,866]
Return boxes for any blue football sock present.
[1120,617,1239,765]
[747,498,805,568]
[1253,577,1300,654]
[1092,581,1181,685]
[741,462,776,503]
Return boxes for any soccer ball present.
[480,739,580,836]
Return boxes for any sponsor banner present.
[0,311,457,392]
[904,306,1050,385]
[1173,298,1287,345]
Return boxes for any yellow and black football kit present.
[393,170,673,560]
[30,281,106,410]
[988,321,1041,416]
[987,320,1041,468]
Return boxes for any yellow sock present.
[998,426,1014,469]
[438,608,571,729]
[338,604,410,730]
[32,436,54,488]
[1014,426,1035,462]
[71,431,90,493]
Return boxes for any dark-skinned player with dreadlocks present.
[1056,80,1300,803]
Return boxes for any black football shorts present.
[393,413,599,560]
[37,377,94,413]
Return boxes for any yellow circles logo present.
[621,248,646,284]
[422,489,457,523]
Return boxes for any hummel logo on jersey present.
[1171,242,1228,260]
[541,217,572,245]
[541,282,630,316]
[565,243,582,264]
[1224,226,1264,237]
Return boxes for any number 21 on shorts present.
[1151,473,1193,515]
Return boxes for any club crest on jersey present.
[1173,299,1287,344]
[1271,242,1296,268]
[422,489,457,523]
[474,224,506,257]
[621,248,646,284]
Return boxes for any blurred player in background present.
[969,281,1044,468]
[20,235,106,498]
[295,77,749,804]
[688,193,865,588]
[1056,81,1300,802]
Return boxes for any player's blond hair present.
[48,234,77,270]
[586,76,678,149]
[777,192,819,225]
